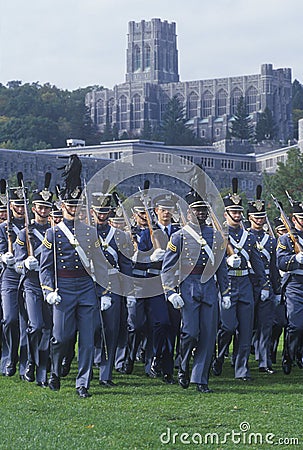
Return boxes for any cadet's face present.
[189,206,208,224]
[292,214,303,230]
[33,204,51,219]
[249,215,266,230]
[10,203,25,219]
[225,210,242,226]
[0,211,7,223]
[155,206,173,225]
[134,211,147,227]
[62,204,78,220]
[94,211,110,225]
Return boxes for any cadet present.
[0,183,8,361]
[91,192,134,386]
[137,193,180,383]
[161,190,229,393]
[247,186,281,374]
[39,155,108,398]
[15,173,53,386]
[0,176,27,377]
[212,178,268,381]
[276,200,303,374]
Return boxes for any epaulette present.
[16,237,25,246]
[42,237,52,249]
[168,240,177,252]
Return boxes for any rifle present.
[112,191,137,250]
[138,180,161,249]
[17,172,34,257]
[1,179,13,253]
[83,178,91,225]
[271,194,302,253]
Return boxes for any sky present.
[1,0,303,91]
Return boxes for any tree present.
[160,95,201,145]
[255,107,276,142]
[230,96,254,140]
[263,147,303,221]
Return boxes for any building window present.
[241,161,251,171]
[132,94,141,129]
[187,92,199,119]
[200,157,214,168]
[158,153,172,164]
[134,45,141,71]
[107,98,115,124]
[96,99,104,125]
[201,129,205,137]
[231,88,243,115]
[202,90,212,117]
[144,45,151,69]
[221,159,234,170]
[246,87,257,113]
[119,95,128,129]
[216,89,227,116]
[180,155,193,165]
[215,128,220,136]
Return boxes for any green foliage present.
[230,96,254,140]
[0,82,102,150]
[255,107,276,142]
[160,95,202,145]
[263,147,303,221]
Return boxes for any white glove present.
[221,296,231,310]
[100,295,112,311]
[126,296,136,308]
[150,248,166,262]
[24,256,39,271]
[46,291,62,305]
[226,254,241,268]
[295,252,303,264]
[168,293,184,309]
[260,289,270,301]
[1,252,15,267]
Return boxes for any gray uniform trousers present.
[50,275,97,389]
[180,274,219,385]
[217,276,254,379]
[252,289,275,369]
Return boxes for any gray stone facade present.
[86,18,293,143]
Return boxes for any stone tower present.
[125,18,179,84]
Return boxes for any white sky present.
[1,0,302,91]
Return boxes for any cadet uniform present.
[212,178,268,380]
[247,186,281,373]
[276,200,303,374]
[0,179,27,377]
[162,191,229,393]
[14,175,53,386]
[39,156,108,398]
[91,193,134,386]
[0,183,8,362]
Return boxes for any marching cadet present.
[276,200,303,374]
[0,176,27,378]
[91,192,134,386]
[14,173,53,386]
[39,155,108,398]
[137,193,180,383]
[161,190,229,393]
[247,186,281,374]
[212,178,268,381]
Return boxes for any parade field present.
[0,352,301,450]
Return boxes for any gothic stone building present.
[86,18,293,143]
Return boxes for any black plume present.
[45,172,52,190]
[232,177,238,194]
[112,191,120,206]
[58,154,82,198]
[0,179,6,195]
[256,185,262,200]
[17,171,23,187]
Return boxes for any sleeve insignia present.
[277,240,286,250]
[42,237,52,249]
[16,237,25,246]
[168,240,177,252]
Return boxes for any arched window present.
[216,89,227,116]
[231,88,243,115]
[132,94,141,129]
[96,99,104,125]
[118,95,128,129]
[144,45,151,69]
[134,45,141,71]
[202,90,212,117]
[107,98,115,124]
[246,87,258,113]
[187,92,199,119]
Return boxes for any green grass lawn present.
[0,353,302,450]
